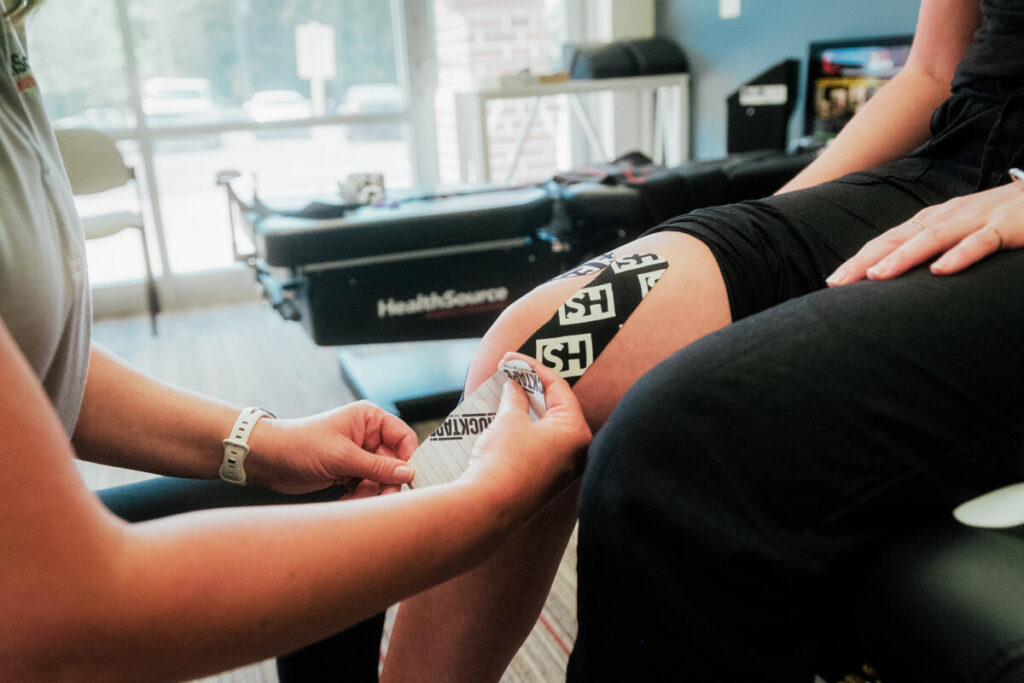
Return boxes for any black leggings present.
[568,90,1024,681]
[98,478,383,683]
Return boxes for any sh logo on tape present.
[520,252,668,384]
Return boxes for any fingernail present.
[930,256,950,274]
[826,267,846,286]
[866,265,886,279]
[395,465,413,481]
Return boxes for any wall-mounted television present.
[804,35,914,141]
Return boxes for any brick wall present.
[433,0,569,185]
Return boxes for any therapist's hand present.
[245,402,418,496]
[826,180,1024,286]
[463,353,591,514]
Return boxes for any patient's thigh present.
[591,254,1024,543]
[467,231,731,428]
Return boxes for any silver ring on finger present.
[992,227,1005,250]
[908,219,926,233]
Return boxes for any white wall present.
[584,0,659,160]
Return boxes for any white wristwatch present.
[219,407,274,485]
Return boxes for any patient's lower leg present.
[380,232,731,683]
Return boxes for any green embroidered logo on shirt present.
[11,52,29,75]
[10,50,36,91]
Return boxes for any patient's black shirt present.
[952,0,1024,92]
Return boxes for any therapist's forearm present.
[72,344,239,477]
[11,471,528,682]
[93,483,516,681]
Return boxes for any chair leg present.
[146,281,160,336]
[136,225,160,336]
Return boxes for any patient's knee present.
[468,236,724,425]
[466,270,604,391]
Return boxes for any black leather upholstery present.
[819,518,1024,683]
[559,150,817,254]
[254,187,554,268]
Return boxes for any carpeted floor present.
[84,302,577,682]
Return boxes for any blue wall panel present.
[656,0,920,159]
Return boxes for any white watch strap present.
[219,407,274,485]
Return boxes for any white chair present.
[55,128,160,334]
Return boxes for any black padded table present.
[233,154,818,421]
[243,186,563,421]
[252,186,562,346]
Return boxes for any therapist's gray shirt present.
[1,8,91,437]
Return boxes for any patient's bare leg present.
[380,231,731,682]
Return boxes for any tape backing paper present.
[408,359,545,488]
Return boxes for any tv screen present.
[805,35,914,140]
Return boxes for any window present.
[24,0,600,310]
[433,0,574,185]
[27,0,421,289]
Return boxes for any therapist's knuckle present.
[351,399,375,412]
[369,458,390,480]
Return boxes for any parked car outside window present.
[340,82,404,141]
[142,77,222,150]
[244,89,314,137]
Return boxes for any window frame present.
[51,0,439,315]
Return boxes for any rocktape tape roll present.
[408,253,668,488]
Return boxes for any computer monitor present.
[804,35,914,141]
